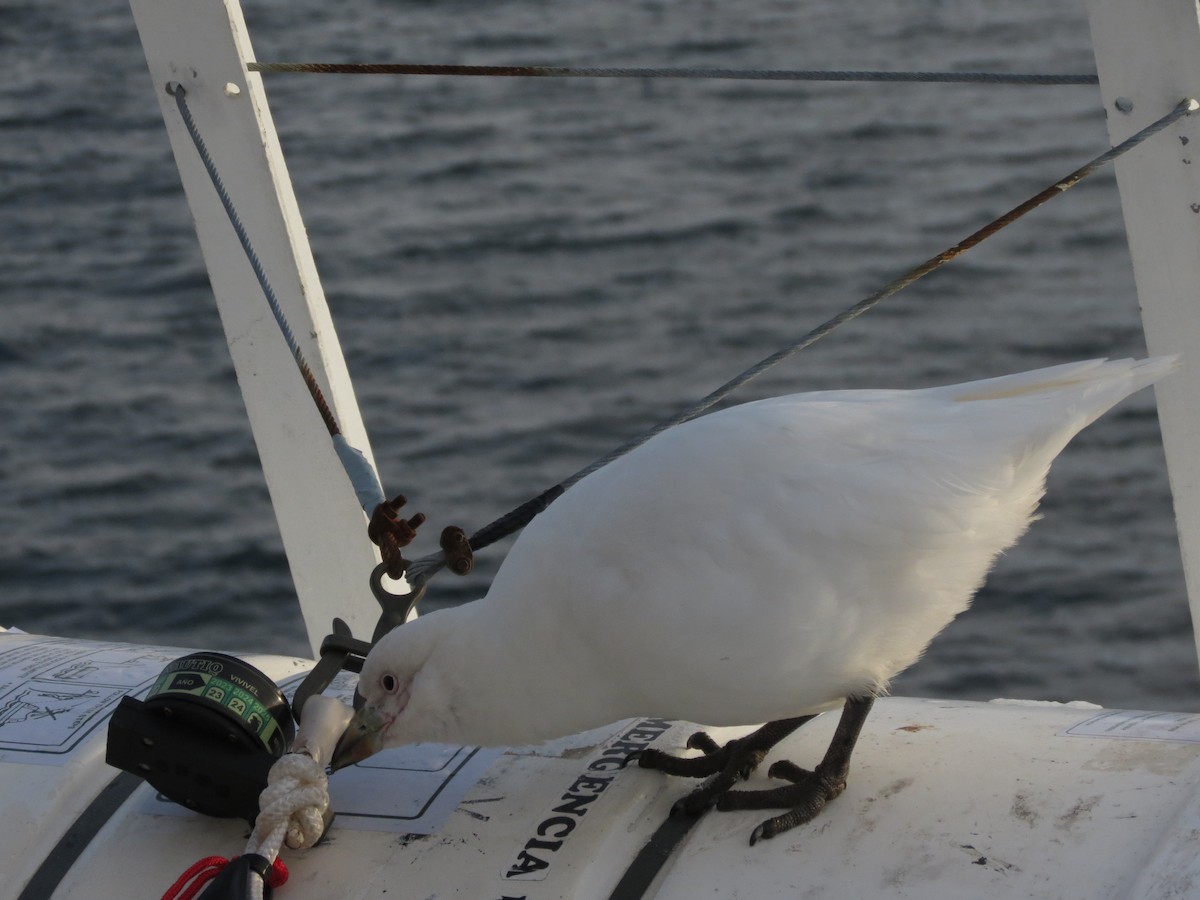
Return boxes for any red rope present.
[161,855,289,900]
[161,856,228,900]
[265,858,290,889]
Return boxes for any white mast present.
[129,0,385,655]
[1086,1,1200,669]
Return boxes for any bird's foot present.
[637,698,875,846]
[635,729,757,779]
[717,759,847,845]
[635,717,816,818]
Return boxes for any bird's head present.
[330,615,454,771]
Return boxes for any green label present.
[151,670,280,751]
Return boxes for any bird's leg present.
[636,715,817,816]
[718,695,875,844]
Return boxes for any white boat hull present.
[6,630,1200,899]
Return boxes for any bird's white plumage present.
[355,358,1175,750]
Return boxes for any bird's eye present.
[381,673,399,694]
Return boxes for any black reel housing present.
[105,574,424,822]
[106,652,295,821]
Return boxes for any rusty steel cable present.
[248,61,1097,86]
[168,83,388,517]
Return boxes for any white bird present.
[333,357,1176,843]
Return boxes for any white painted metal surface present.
[1086,0,1200,663]
[8,632,1200,899]
[128,0,385,654]
[2,712,135,896]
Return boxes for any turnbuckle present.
[367,495,474,579]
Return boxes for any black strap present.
[607,811,704,900]
[17,771,143,900]
[196,853,274,900]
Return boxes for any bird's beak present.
[330,705,388,772]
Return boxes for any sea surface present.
[3,0,1198,711]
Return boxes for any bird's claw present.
[746,817,786,845]
[767,759,814,784]
[671,792,717,818]
[716,765,851,844]
[636,714,843,844]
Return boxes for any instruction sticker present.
[328,742,501,833]
[0,635,501,833]
[138,738,500,835]
[1063,709,1200,743]
[303,670,502,834]
[143,669,501,834]
[0,633,182,763]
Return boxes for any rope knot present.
[250,753,331,853]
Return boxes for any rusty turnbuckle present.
[367,495,473,580]
[438,525,474,577]
[368,495,425,578]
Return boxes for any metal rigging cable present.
[248,61,1097,85]
[167,83,389,517]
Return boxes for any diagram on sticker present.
[0,635,181,761]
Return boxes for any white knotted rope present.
[247,753,331,858]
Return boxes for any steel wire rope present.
[248,61,1097,85]
[168,83,388,516]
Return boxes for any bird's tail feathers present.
[945,356,1177,409]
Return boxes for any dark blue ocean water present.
[2,0,1197,711]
